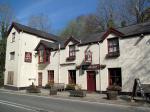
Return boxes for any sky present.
[0,0,98,33]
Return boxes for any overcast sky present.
[0,0,98,33]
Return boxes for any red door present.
[87,71,96,92]
[38,73,42,87]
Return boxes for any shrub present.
[0,78,4,87]
[26,83,41,93]
[65,84,76,90]
[107,85,121,91]
[45,82,54,89]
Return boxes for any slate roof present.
[77,21,150,45]
[35,40,59,50]
[118,21,150,37]
[8,22,60,42]
[9,22,150,50]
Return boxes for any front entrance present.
[38,72,42,87]
[48,70,54,83]
[68,70,76,84]
[87,71,96,92]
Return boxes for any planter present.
[107,90,118,100]
[70,90,86,97]
[50,87,57,95]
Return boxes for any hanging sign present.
[24,52,32,63]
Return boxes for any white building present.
[4,22,150,93]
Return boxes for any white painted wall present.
[5,28,20,87]
[5,26,150,93]
[100,34,150,92]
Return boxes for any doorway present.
[87,71,96,92]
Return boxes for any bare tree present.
[96,0,117,29]
[28,13,51,33]
[125,0,150,23]
[0,4,14,39]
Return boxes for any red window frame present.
[69,45,75,57]
[107,38,119,54]
[38,48,50,64]
[85,50,92,63]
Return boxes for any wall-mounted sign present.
[24,52,32,63]
[82,64,100,70]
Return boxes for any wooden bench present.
[53,83,65,91]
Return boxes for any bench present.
[53,83,65,91]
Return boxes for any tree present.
[28,13,51,33]
[60,20,80,39]
[83,14,104,34]
[96,0,118,29]
[0,3,14,85]
[125,0,150,23]
[142,7,150,22]
[60,14,104,39]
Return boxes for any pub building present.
[4,22,150,93]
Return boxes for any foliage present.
[26,83,41,93]
[65,84,76,90]
[59,14,104,39]
[0,4,14,86]
[107,85,121,91]
[45,82,54,89]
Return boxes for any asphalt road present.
[0,90,149,112]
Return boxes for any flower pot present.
[50,87,57,95]
[107,90,118,100]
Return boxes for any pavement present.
[0,88,150,112]
[0,88,149,108]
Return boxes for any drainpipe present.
[58,44,60,83]
[98,42,102,93]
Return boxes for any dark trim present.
[64,36,80,47]
[7,22,58,42]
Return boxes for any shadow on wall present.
[123,39,150,92]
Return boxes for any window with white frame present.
[10,52,15,60]
[69,45,75,57]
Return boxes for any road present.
[0,90,149,112]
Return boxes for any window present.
[12,32,15,42]
[7,71,14,85]
[68,70,76,84]
[38,49,50,64]
[39,50,44,63]
[108,68,122,87]
[10,52,15,60]
[85,50,92,63]
[108,38,119,54]
[45,50,50,62]
[69,45,75,57]
[48,70,54,83]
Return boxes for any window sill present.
[38,62,50,64]
[66,56,76,61]
[106,52,120,58]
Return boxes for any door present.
[68,70,76,84]
[38,72,42,87]
[48,70,54,83]
[87,71,96,92]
